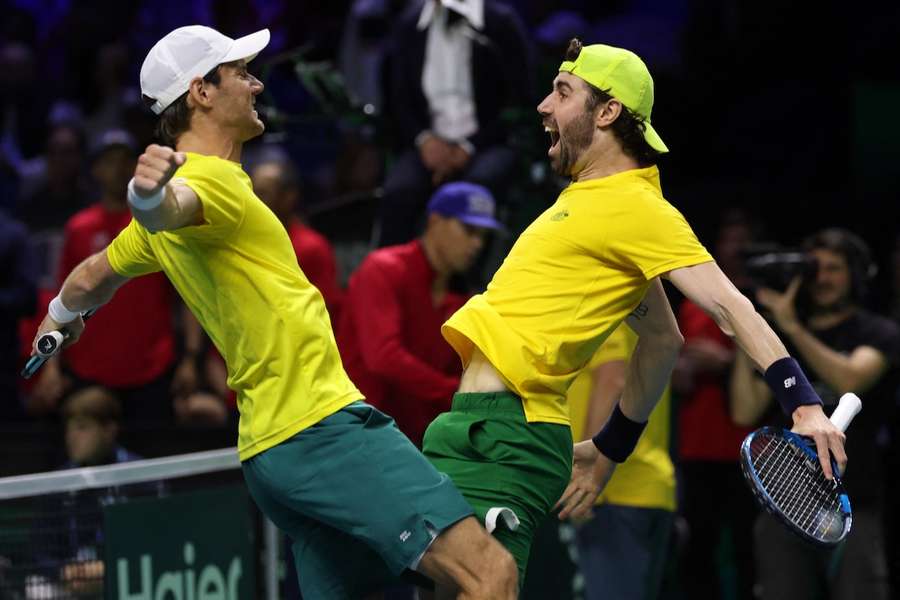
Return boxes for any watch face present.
[38,336,57,355]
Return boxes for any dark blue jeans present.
[576,504,674,600]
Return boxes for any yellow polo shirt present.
[443,166,711,425]
[568,324,675,511]
[107,153,359,460]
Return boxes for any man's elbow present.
[711,291,755,336]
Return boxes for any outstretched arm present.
[667,261,846,478]
[32,251,129,351]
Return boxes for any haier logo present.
[117,542,242,600]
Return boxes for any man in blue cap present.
[337,182,502,448]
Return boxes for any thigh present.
[423,409,572,581]
[292,511,397,598]
[243,402,473,576]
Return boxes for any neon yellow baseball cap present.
[559,44,668,153]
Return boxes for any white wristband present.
[48,295,78,324]
[127,178,165,210]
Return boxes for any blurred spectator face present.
[63,387,120,467]
[429,214,488,273]
[251,162,297,222]
[537,72,597,176]
[46,126,84,185]
[92,146,136,198]
[205,60,265,143]
[65,415,117,466]
[808,248,852,310]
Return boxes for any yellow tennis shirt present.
[443,165,712,425]
[568,324,675,511]
[107,153,360,460]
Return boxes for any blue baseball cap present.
[427,182,503,230]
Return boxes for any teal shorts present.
[242,401,473,599]
[422,392,573,582]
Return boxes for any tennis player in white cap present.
[31,25,517,599]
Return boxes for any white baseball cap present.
[140,26,270,115]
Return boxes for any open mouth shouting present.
[545,124,560,154]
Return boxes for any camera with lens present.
[742,243,819,292]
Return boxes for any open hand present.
[756,276,802,334]
[791,403,847,479]
[418,135,453,173]
[555,440,617,520]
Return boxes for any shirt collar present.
[417,0,484,31]
[564,165,662,193]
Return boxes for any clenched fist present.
[133,144,187,198]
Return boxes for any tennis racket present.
[21,308,98,379]
[740,393,862,547]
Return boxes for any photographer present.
[730,228,899,599]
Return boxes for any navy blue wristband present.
[763,357,822,416]
[592,404,647,463]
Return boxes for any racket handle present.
[829,393,862,432]
[20,307,98,380]
[21,355,48,379]
[35,330,65,358]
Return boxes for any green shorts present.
[242,401,473,599]
[422,392,573,582]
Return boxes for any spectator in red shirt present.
[672,210,757,600]
[27,130,202,424]
[336,182,503,447]
[249,158,343,322]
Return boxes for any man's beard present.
[552,111,595,176]
[808,287,854,316]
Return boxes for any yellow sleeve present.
[172,162,246,240]
[589,323,638,367]
[106,218,161,277]
[570,325,638,440]
[608,198,713,280]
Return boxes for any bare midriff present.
[458,348,510,393]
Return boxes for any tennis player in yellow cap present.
[421,38,847,584]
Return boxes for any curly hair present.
[142,65,222,147]
[564,39,662,166]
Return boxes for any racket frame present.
[740,425,852,548]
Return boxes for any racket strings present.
[751,434,844,541]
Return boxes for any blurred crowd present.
[2,0,900,599]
